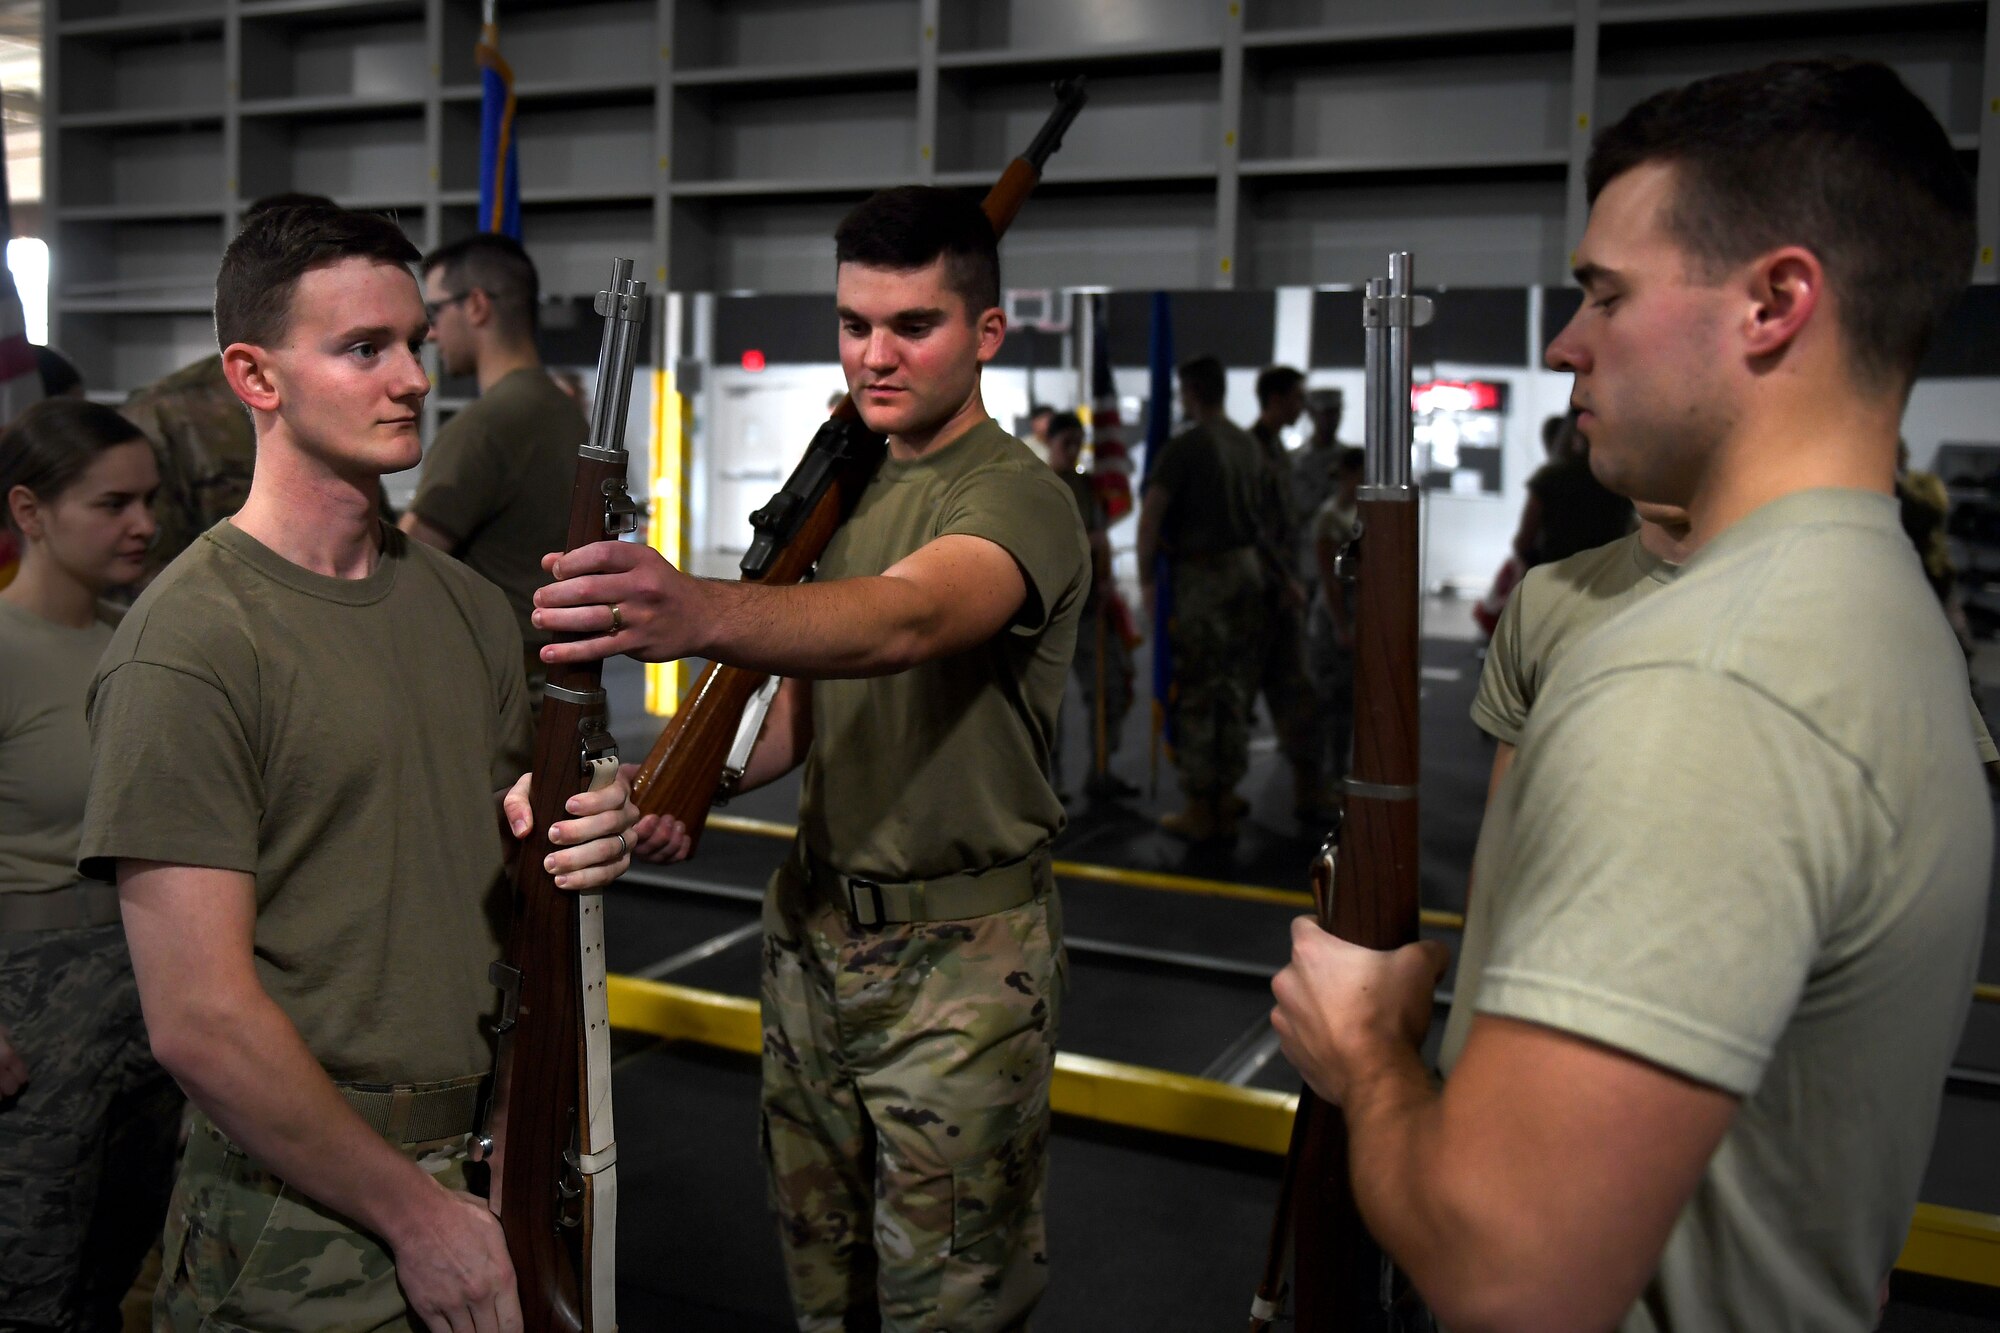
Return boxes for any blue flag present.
[476,21,521,239]
[1144,292,1176,752]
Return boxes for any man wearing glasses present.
[402,233,586,700]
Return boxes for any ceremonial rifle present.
[629,77,1088,843]
[1250,254,1434,1332]
[487,258,648,1333]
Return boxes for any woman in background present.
[0,398,181,1333]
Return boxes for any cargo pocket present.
[163,1120,283,1322]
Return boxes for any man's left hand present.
[501,769,640,891]
[533,542,703,666]
[1270,918,1450,1105]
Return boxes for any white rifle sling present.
[580,752,619,1331]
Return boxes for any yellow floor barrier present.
[608,974,2000,1288]
[700,816,2000,1006]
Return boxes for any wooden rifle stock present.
[630,76,1089,845]
[491,260,649,1333]
[1251,259,1431,1332]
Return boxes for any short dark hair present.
[215,204,421,351]
[0,399,149,532]
[244,192,336,220]
[1047,410,1084,440]
[1256,365,1305,405]
[835,186,1000,317]
[1587,58,1974,393]
[1177,354,1226,409]
[422,232,540,335]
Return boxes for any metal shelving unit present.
[46,0,2000,397]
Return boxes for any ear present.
[1742,246,1823,362]
[464,287,494,329]
[6,483,41,540]
[975,304,1007,366]
[221,342,281,415]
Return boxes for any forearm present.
[1342,1047,1553,1331]
[691,574,954,678]
[154,988,446,1247]
[1136,488,1167,578]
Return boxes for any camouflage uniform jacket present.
[122,355,255,574]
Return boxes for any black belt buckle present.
[846,877,885,927]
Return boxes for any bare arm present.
[1271,926,1736,1332]
[119,860,519,1330]
[396,509,455,552]
[532,534,1029,677]
[1462,742,1517,911]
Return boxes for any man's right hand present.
[388,1182,522,1333]
[0,1023,28,1098]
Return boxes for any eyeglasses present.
[424,291,471,321]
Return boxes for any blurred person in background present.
[0,399,181,1333]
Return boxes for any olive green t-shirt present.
[1443,490,1994,1332]
[799,419,1089,881]
[410,367,587,662]
[1147,418,1267,559]
[78,521,533,1085]
[1472,528,1998,761]
[0,599,114,895]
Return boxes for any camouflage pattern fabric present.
[1167,548,1266,796]
[0,924,181,1333]
[760,849,1064,1332]
[1256,593,1322,781]
[154,1112,471,1332]
[121,356,255,576]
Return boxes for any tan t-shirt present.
[410,367,587,661]
[1443,489,1993,1331]
[1473,531,1678,746]
[79,522,532,1085]
[0,599,115,894]
[1473,529,1998,761]
[798,419,1089,881]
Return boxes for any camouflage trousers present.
[760,847,1064,1332]
[1167,549,1267,796]
[1258,589,1323,783]
[154,1112,471,1332]
[0,923,182,1333]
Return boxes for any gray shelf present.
[44,0,2000,399]
[671,58,921,88]
[57,7,224,37]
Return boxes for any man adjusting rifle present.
[1271,60,1991,1330]
[536,186,1088,1330]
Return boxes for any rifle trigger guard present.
[601,477,642,537]
[488,961,522,1035]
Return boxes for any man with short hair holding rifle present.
[81,202,638,1331]
[1272,60,1991,1330]
[537,185,1087,1330]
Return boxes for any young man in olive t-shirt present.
[78,204,640,1331]
[402,233,587,696]
[1270,61,1992,1330]
[533,186,1088,1330]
